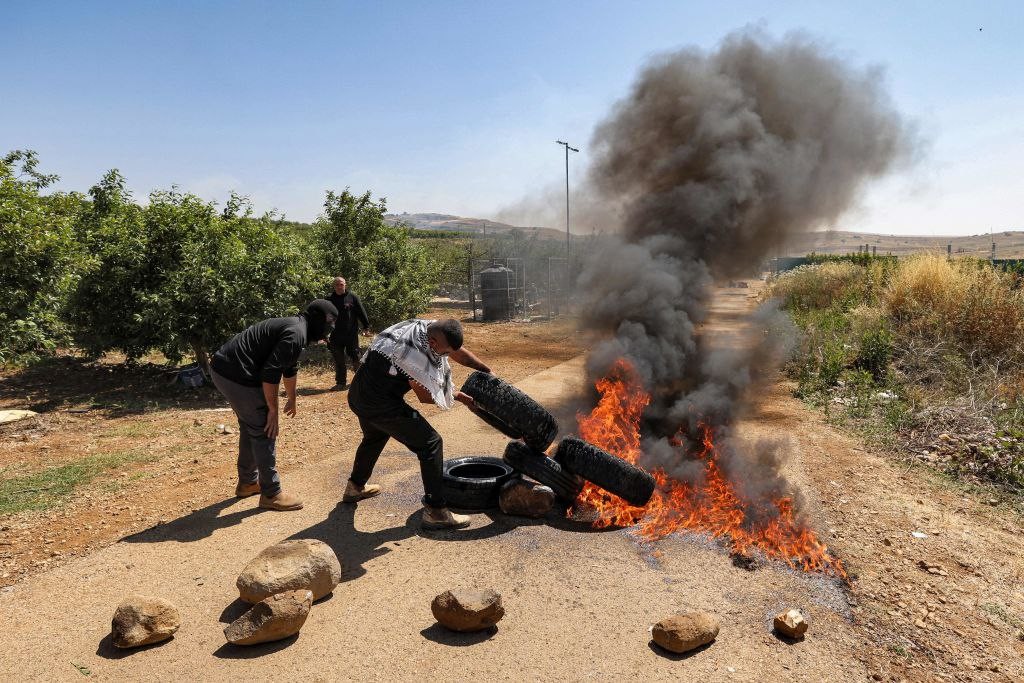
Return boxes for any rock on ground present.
[224,590,313,645]
[237,539,341,604]
[111,595,180,649]
[774,609,809,639]
[431,588,505,632]
[499,479,555,518]
[651,612,720,654]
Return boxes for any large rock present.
[431,588,504,632]
[651,612,719,654]
[111,595,180,648]
[773,609,809,639]
[237,539,341,604]
[499,479,555,518]
[224,590,313,645]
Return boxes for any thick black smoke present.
[576,32,914,511]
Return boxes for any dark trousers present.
[329,333,361,385]
[210,369,282,497]
[348,403,446,508]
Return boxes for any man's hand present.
[283,396,297,417]
[264,409,280,439]
[455,391,475,408]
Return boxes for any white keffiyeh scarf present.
[364,319,454,409]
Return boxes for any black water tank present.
[480,265,513,321]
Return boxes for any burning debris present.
[561,31,914,577]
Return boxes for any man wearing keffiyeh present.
[344,318,491,529]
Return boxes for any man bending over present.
[211,300,338,511]
[344,318,490,529]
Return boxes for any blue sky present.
[5,1,1022,234]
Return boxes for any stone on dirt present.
[651,612,720,653]
[224,589,313,645]
[773,609,809,639]
[237,539,342,604]
[111,595,180,648]
[498,479,555,518]
[431,588,504,632]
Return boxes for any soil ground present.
[1,296,1023,682]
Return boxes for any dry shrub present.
[884,254,1024,362]
[770,262,865,309]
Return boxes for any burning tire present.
[555,436,656,507]
[441,456,518,511]
[502,441,583,503]
[461,372,559,452]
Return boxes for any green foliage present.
[311,189,440,328]
[854,321,893,382]
[0,151,86,363]
[71,182,319,366]
[0,448,152,514]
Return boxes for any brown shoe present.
[342,480,381,503]
[421,506,471,530]
[235,481,261,498]
[258,491,304,511]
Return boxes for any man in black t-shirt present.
[344,318,491,530]
[326,276,370,389]
[210,300,338,511]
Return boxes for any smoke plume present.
[576,31,914,510]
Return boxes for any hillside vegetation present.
[770,253,1024,494]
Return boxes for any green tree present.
[0,150,85,363]
[311,189,439,328]
[71,180,319,375]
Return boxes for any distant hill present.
[385,213,1024,258]
[782,230,1024,259]
[385,213,565,240]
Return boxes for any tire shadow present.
[420,623,497,646]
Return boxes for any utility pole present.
[555,140,579,266]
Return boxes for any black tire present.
[461,372,559,451]
[441,456,517,511]
[555,436,655,507]
[502,441,582,503]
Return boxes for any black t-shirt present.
[326,291,369,338]
[211,316,307,387]
[348,350,412,415]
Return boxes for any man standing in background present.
[326,276,370,389]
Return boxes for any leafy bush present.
[311,189,440,328]
[71,179,318,372]
[0,151,86,363]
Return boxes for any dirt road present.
[2,293,1022,681]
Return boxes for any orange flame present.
[574,359,846,579]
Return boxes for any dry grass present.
[884,254,1024,361]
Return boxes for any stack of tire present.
[441,372,655,512]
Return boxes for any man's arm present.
[409,379,476,408]
[409,380,434,404]
[282,375,297,417]
[262,381,281,438]
[449,346,490,373]
[354,295,370,331]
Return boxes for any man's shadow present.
[122,498,262,544]
[286,502,419,582]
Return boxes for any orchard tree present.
[311,189,439,328]
[0,150,85,363]
[72,180,319,375]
